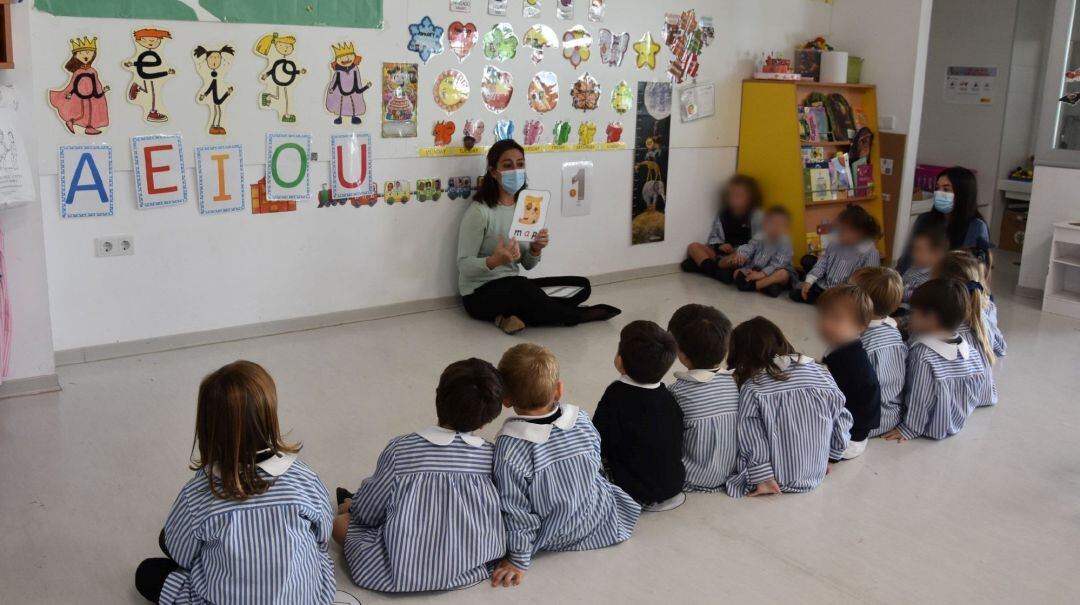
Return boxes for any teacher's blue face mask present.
[499,169,527,194]
[933,190,955,213]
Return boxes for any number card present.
[194,144,246,215]
[330,133,374,199]
[59,145,114,219]
[131,134,187,209]
[561,161,593,217]
[266,133,312,201]
[508,189,550,242]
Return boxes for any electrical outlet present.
[879,115,896,130]
[95,235,135,257]
[881,158,894,176]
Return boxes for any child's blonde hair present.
[498,343,560,410]
[850,266,904,317]
[817,284,874,329]
[255,32,296,56]
[936,251,995,365]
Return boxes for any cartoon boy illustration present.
[325,42,372,125]
[255,33,307,123]
[123,28,175,123]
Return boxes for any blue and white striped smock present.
[805,240,881,289]
[493,404,641,570]
[725,355,852,498]
[862,318,908,437]
[736,236,796,279]
[342,428,505,593]
[959,321,998,408]
[986,299,1007,357]
[160,455,336,605]
[901,266,930,303]
[896,334,989,440]
[668,369,739,492]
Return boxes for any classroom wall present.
[29,0,837,352]
[998,0,1054,180]
[1018,164,1080,291]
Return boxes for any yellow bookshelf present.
[737,79,886,267]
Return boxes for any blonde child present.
[491,344,640,587]
[792,204,882,304]
[682,175,763,278]
[334,359,506,592]
[725,318,852,497]
[935,251,1000,407]
[850,267,908,437]
[135,361,335,605]
[718,206,796,297]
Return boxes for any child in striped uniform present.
[792,204,882,304]
[491,344,640,587]
[718,206,795,297]
[900,226,949,305]
[724,318,853,497]
[333,359,506,593]
[135,361,336,605]
[682,174,763,278]
[666,304,739,492]
[883,279,990,441]
[593,321,686,511]
[936,251,999,407]
[850,267,908,437]
[817,286,882,460]
[969,244,1008,359]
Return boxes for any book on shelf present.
[855,163,874,197]
[803,106,830,142]
[808,167,832,202]
[829,153,854,198]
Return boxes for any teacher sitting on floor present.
[457,139,621,334]
[896,165,991,273]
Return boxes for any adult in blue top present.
[897,166,990,274]
[456,139,621,334]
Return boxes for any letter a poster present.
[631,81,671,245]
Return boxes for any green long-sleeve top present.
[457,201,541,296]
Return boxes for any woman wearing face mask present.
[456,139,622,334]
[896,166,990,274]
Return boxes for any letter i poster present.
[630,82,671,245]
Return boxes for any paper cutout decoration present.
[522,24,559,64]
[663,10,714,83]
[481,65,514,114]
[633,32,660,70]
[330,133,374,199]
[482,23,518,62]
[562,26,592,68]
[407,16,445,63]
[562,161,593,217]
[194,144,245,215]
[508,189,549,242]
[317,183,349,207]
[588,0,605,22]
[415,178,443,202]
[450,0,472,12]
[463,119,485,149]
[523,120,544,146]
[265,133,311,201]
[131,133,187,208]
[571,72,600,111]
[679,81,715,122]
[250,177,296,214]
[632,81,672,245]
[557,0,575,20]
[433,69,470,114]
[523,0,542,18]
[578,121,596,145]
[643,80,673,120]
[324,42,372,125]
[433,120,456,146]
[495,119,514,141]
[59,145,114,218]
[317,182,378,208]
[192,43,236,135]
[381,63,418,138]
[598,29,629,67]
[488,0,508,16]
[255,33,307,123]
[384,180,411,205]
[122,27,176,123]
[528,71,559,113]
[611,80,633,114]
[447,176,473,200]
[552,120,572,145]
[50,36,111,135]
[448,21,479,62]
[605,121,623,143]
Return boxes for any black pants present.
[789,283,824,305]
[135,530,179,604]
[462,276,592,327]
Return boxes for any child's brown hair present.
[721,174,763,215]
[817,284,874,329]
[936,251,995,365]
[192,361,300,501]
[909,279,969,332]
[498,343,560,411]
[850,266,904,317]
[667,304,732,370]
[727,317,797,387]
[836,204,882,241]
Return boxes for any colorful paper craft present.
[528,71,559,113]
[58,144,114,218]
[557,0,575,20]
[633,32,660,70]
[131,133,187,208]
[433,120,456,146]
[523,0,542,18]
[382,63,418,138]
[123,27,176,123]
[605,121,623,143]
[324,42,372,125]
[571,72,600,111]
[255,33,307,123]
[330,133,374,199]
[463,119,485,149]
[523,120,544,146]
[598,29,629,67]
[611,80,633,114]
[447,176,473,200]
[448,21,479,62]
[433,69,470,114]
[663,10,713,83]
[578,121,597,145]
[407,16,445,63]
[49,36,111,136]
[588,0,605,22]
[495,119,514,141]
[383,180,411,205]
[488,0,508,16]
[481,65,514,114]
[249,177,296,214]
[522,24,559,64]
[192,43,236,135]
[482,23,519,62]
[562,26,592,68]
[552,120,572,145]
[415,178,443,202]
[265,133,312,201]
[194,144,245,215]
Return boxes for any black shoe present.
[714,267,734,284]
[680,258,699,273]
[789,288,806,302]
[581,304,622,323]
[761,283,783,298]
[700,258,718,277]
[336,487,352,506]
[734,272,756,291]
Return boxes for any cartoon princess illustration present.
[49,36,110,135]
[122,27,175,123]
[193,44,235,135]
[255,33,307,123]
[324,42,372,125]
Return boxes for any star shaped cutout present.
[633,32,661,70]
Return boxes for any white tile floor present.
[2,253,1078,604]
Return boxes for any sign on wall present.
[194,144,246,215]
[944,66,998,105]
[58,145,114,219]
[131,134,188,209]
[561,161,593,217]
[265,133,312,201]
[329,133,374,199]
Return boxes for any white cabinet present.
[1043,221,1080,318]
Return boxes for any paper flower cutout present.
[433,69,470,113]
[407,16,445,63]
[611,80,633,114]
[562,25,592,69]
[483,23,519,62]
[633,31,660,70]
[578,121,597,146]
[495,119,514,141]
[598,28,629,67]
[433,120,456,146]
[481,65,514,114]
[606,121,623,143]
[524,120,544,145]
[571,72,600,111]
[522,24,559,64]
[527,71,559,114]
[552,120,572,145]
[447,21,478,62]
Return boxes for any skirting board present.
[56,263,682,367]
[1015,285,1044,300]
[0,374,62,400]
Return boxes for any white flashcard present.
[131,133,187,209]
[508,189,550,242]
[265,132,312,201]
[561,161,593,217]
[330,133,374,199]
[195,144,246,215]
[58,144,114,218]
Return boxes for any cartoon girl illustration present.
[49,36,111,135]
[193,44,236,135]
[255,33,307,123]
[325,42,372,125]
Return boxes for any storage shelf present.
[1052,253,1080,268]
[1047,288,1080,304]
[806,194,877,207]
[800,141,852,147]
[745,79,876,91]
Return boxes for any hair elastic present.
[966,280,984,293]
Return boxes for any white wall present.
[31,0,834,351]
[0,2,57,383]
[998,0,1054,180]
[1018,165,1080,290]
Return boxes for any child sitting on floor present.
[817,285,882,459]
[968,243,1007,359]
[935,251,1000,407]
[883,279,989,441]
[901,225,949,305]
[491,344,640,587]
[850,267,908,437]
[135,361,335,605]
[333,358,506,593]
[682,174,763,277]
[725,317,852,497]
[666,304,739,492]
[792,204,882,304]
[593,321,686,511]
[714,206,795,297]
